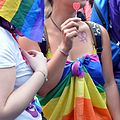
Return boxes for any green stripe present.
[39,67,105,106]
[96,84,105,93]
[11,0,34,30]
[40,72,72,106]
[83,65,88,73]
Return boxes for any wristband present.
[58,47,69,56]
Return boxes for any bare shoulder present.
[99,25,110,45]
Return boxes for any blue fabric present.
[90,1,120,77]
[110,41,120,70]
[61,54,105,86]
[91,0,109,30]
[116,78,120,94]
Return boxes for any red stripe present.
[0,0,6,9]
[62,97,112,120]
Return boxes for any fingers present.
[61,21,79,31]
[65,31,78,40]
[63,27,78,35]
[61,18,81,39]
[22,50,44,58]
[61,17,81,29]
[27,50,41,55]
[21,50,31,59]
[27,50,47,61]
[60,18,81,51]
[63,27,78,39]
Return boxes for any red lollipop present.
[73,2,80,17]
[73,2,81,11]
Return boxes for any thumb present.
[21,49,31,59]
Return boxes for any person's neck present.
[50,5,74,30]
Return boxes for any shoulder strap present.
[86,22,103,62]
[93,2,107,29]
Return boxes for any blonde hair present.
[45,0,52,18]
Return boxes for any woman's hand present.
[60,17,81,52]
[22,50,47,77]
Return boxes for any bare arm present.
[18,18,82,97]
[100,26,120,120]
[39,18,81,96]
[18,37,41,52]
[0,51,47,120]
[39,48,68,96]
[19,37,69,97]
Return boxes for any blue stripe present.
[21,0,44,41]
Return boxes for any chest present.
[48,28,95,60]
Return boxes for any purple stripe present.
[84,54,100,62]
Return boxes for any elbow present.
[104,78,115,85]
[0,108,5,119]
[0,107,17,120]
[38,82,56,97]
[39,93,47,97]
[0,112,10,120]
[0,113,3,120]
[38,89,49,97]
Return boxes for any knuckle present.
[70,21,74,25]
[66,33,70,39]
[73,27,77,31]
[64,30,68,35]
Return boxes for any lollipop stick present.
[75,10,77,17]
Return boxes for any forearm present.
[0,72,45,120]
[105,81,120,120]
[39,49,68,96]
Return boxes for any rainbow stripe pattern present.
[39,54,112,120]
[0,0,44,42]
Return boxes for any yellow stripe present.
[84,73,107,108]
[0,0,21,22]
[43,75,107,119]
[43,79,75,120]
[74,77,90,99]
[43,98,61,120]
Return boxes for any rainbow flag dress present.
[39,51,112,120]
[0,0,44,42]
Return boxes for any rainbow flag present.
[39,54,112,120]
[0,0,44,42]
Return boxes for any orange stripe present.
[0,0,6,9]
[62,110,74,120]
[93,106,112,120]
[62,97,112,120]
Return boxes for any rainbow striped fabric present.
[39,54,112,120]
[0,0,44,42]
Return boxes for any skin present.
[0,49,47,120]
[18,0,120,119]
